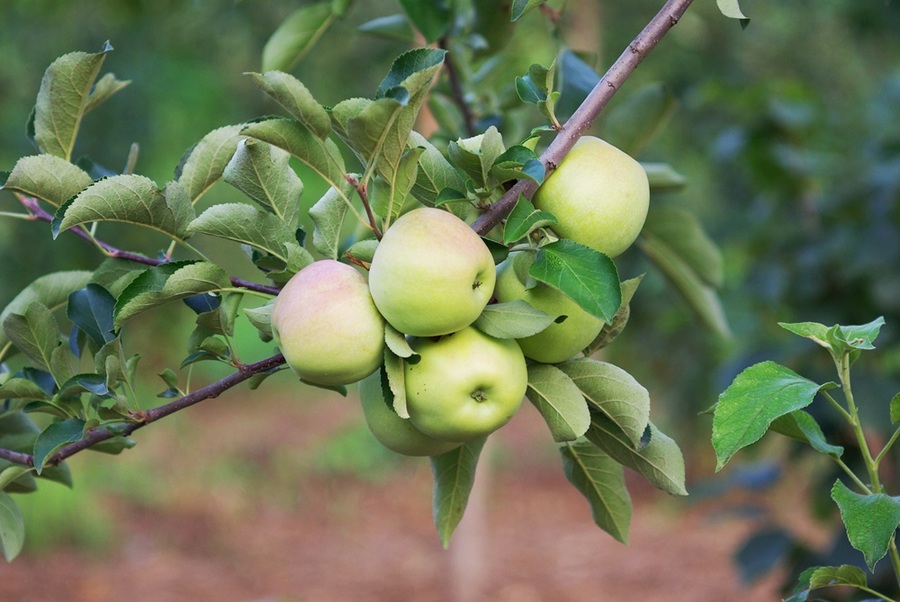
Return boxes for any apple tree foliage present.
[0,0,750,561]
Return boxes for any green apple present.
[358,368,463,457]
[368,207,496,337]
[533,136,649,258]
[272,259,384,386]
[494,252,605,364]
[405,326,527,441]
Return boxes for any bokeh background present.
[2,0,900,600]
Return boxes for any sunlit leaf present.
[223,138,304,227]
[247,71,331,139]
[175,124,245,202]
[1,155,93,207]
[187,203,297,262]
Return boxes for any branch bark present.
[472,0,694,236]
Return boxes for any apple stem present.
[471,390,488,403]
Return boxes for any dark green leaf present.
[502,195,558,243]
[67,283,117,348]
[561,440,631,543]
[175,124,245,202]
[770,410,844,458]
[57,373,111,398]
[527,364,589,442]
[1,155,93,208]
[431,437,487,548]
[33,418,85,474]
[0,492,25,562]
[490,146,545,186]
[89,436,136,455]
[831,479,900,570]
[223,138,304,227]
[397,0,449,43]
[262,2,337,73]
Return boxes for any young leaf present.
[431,437,487,548]
[561,440,632,543]
[770,410,844,458]
[223,138,304,227]
[53,176,195,241]
[309,182,353,260]
[825,317,885,355]
[67,283,117,348]
[0,492,25,562]
[83,72,131,115]
[558,357,650,449]
[831,479,900,570]
[2,302,62,375]
[247,71,331,139]
[502,195,558,244]
[778,321,831,349]
[0,271,92,351]
[186,203,297,263]
[2,155,93,207]
[473,299,557,340]
[527,364,590,442]
[262,2,338,73]
[33,418,85,474]
[33,44,111,161]
[713,361,826,471]
[397,0,449,43]
[529,240,621,322]
[175,124,245,202]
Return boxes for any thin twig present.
[345,174,383,239]
[471,0,695,236]
[439,37,477,137]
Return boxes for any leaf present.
[83,72,130,115]
[368,147,423,224]
[600,82,677,156]
[376,47,447,100]
[502,194,558,244]
[804,565,868,591]
[779,321,831,349]
[558,358,650,449]
[223,138,304,227]
[397,0,449,43]
[529,240,621,322]
[383,348,408,419]
[262,2,338,73]
[175,124,245,202]
[643,205,723,288]
[891,393,900,425]
[0,465,34,494]
[384,324,416,359]
[113,261,232,328]
[826,317,885,354]
[526,364,590,442]
[448,127,505,189]
[0,492,25,562]
[67,283,117,348]
[357,15,417,43]
[53,176,195,241]
[561,440,631,543]
[309,181,354,260]
[511,0,547,21]
[186,203,297,262]
[643,163,687,192]
[431,438,487,548]
[717,0,750,25]
[344,239,379,264]
[474,300,557,340]
[407,131,468,218]
[57,373,111,398]
[0,271,92,351]
[712,361,825,471]
[1,155,93,207]
[33,44,111,160]
[770,410,844,458]
[247,71,331,139]
[2,302,62,375]
[583,275,643,355]
[244,302,274,343]
[33,418,85,474]
[831,479,900,570]
[0,378,52,402]
[587,414,688,496]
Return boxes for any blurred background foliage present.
[2,0,900,589]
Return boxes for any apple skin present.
[533,136,649,258]
[272,260,384,386]
[405,326,527,441]
[494,252,605,364]
[368,207,496,337]
[358,369,463,457]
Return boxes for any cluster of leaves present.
[713,317,900,600]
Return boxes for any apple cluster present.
[271,136,649,457]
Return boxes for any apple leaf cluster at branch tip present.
[0,0,743,560]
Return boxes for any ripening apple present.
[533,136,649,258]
[272,260,384,386]
[405,326,527,441]
[358,368,463,457]
[494,252,605,364]
[368,207,496,337]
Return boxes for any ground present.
[0,386,784,601]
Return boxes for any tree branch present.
[439,37,478,137]
[471,0,695,236]
[0,353,287,468]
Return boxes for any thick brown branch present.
[471,0,694,236]
[0,353,286,468]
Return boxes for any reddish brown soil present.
[0,391,784,602]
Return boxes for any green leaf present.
[83,72,131,115]
[262,2,338,73]
[376,47,447,100]
[826,317,885,354]
[33,44,111,160]
[384,324,416,359]
[383,348,408,419]
[344,239,378,264]
[53,176,195,241]
[0,378,52,402]
[1,155,93,207]
[587,414,688,496]
[0,492,25,562]
[113,261,232,328]
[806,565,868,591]
[33,418,85,474]
[244,302,274,343]
[368,147,423,224]
[247,71,331,139]
[515,62,559,123]
[831,479,900,570]
[770,410,844,458]
[511,0,547,21]
[0,271,92,351]
[89,436,136,455]
[600,82,677,156]
[643,205,722,288]
[643,163,687,192]
[529,240,621,322]
[447,127,505,189]
[2,302,62,375]
[778,321,831,349]
[717,0,750,24]
[67,283,117,348]
[0,465,34,494]
[473,300,557,340]
[891,393,900,425]
[502,195,558,244]
[431,438,487,548]
[309,181,354,260]
[175,124,245,202]
[527,364,590,442]
[358,15,417,43]
[186,203,297,262]
[407,131,468,219]
[712,361,825,471]
[561,440,631,543]
[397,0,449,43]
[558,358,650,449]
[584,275,643,355]
[223,138,304,227]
